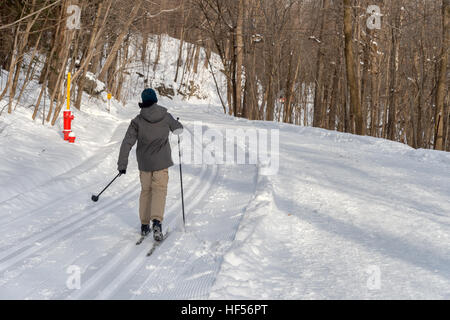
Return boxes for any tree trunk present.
[343,0,364,135]
[313,0,329,128]
[328,63,339,130]
[284,50,301,124]
[193,45,201,74]
[386,3,404,141]
[174,0,186,83]
[435,0,450,150]
[235,0,245,116]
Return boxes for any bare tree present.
[435,0,450,150]
[343,0,364,135]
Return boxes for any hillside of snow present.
[1,36,449,300]
[115,34,226,106]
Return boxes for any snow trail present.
[1,93,449,299]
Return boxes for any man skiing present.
[117,88,183,241]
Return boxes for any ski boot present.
[141,224,150,237]
[152,219,163,242]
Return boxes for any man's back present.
[117,103,182,173]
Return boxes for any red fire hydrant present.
[68,132,76,143]
[63,72,76,143]
[63,110,74,141]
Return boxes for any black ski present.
[146,232,169,257]
[136,234,149,245]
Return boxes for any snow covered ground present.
[0,95,449,300]
[0,35,449,300]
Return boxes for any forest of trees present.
[0,0,449,151]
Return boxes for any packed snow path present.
[0,102,259,300]
[0,99,449,299]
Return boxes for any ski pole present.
[177,118,186,231]
[91,172,122,202]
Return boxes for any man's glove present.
[119,169,126,175]
[173,128,183,136]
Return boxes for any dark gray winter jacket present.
[117,104,183,172]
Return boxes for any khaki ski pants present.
[139,168,169,224]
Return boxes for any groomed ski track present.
[1,101,449,299]
[0,112,259,300]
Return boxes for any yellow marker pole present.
[67,72,71,110]
[107,93,112,112]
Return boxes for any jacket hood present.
[140,104,167,123]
